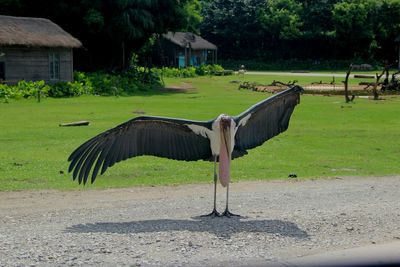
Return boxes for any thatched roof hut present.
[0,15,82,48]
[162,32,217,50]
[0,15,82,83]
[159,32,217,67]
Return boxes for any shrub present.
[48,81,86,98]
[0,80,50,101]
[151,64,228,78]
[0,68,163,100]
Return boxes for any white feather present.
[186,114,237,156]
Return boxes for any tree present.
[259,0,303,41]
[78,0,194,69]
[181,0,203,34]
[200,0,266,59]
[332,0,376,59]
[371,0,400,62]
[1,0,198,70]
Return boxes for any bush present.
[0,68,164,100]
[86,72,150,96]
[0,80,50,101]
[151,64,228,78]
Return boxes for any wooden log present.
[359,82,375,86]
[354,74,375,79]
[59,121,90,127]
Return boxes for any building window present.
[49,53,60,80]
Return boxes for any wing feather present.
[68,117,212,184]
[234,86,302,151]
[91,139,114,182]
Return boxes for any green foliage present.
[182,0,203,34]
[200,0,400,63]
[0,69,162,100]
[2,0,400,70]
[152,65,226,78]
[71,69,162,96]
[260,0,303,40]
[48,81,85,98]
[0,80,50,102]
[1,0,199,70]
[200,0,265,59]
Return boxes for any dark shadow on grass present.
[103,84,198,98]
[65,216,309,239]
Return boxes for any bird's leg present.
[222,184,240,217]
[200,156,221,217]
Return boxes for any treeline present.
[200,0,400,64]
[1,0,201,70]
[1,0,400,70]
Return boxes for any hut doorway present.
[0,62,5,81]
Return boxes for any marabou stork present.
[68,86,302,217]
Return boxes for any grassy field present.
[212,72,378,85]
[1,74,399,191]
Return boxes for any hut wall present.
[1,46,73,83]
[157,39,182,67]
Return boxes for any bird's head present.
[219,114,232,130]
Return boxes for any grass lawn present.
[1,74,399,191]
[213,73,376,85]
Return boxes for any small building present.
[159,32,217,67]
[0,15,82,83]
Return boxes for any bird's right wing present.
[68,116,213,185]
[233,86,302,151]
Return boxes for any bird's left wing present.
[68,116,213,185]
[233,86,302,152]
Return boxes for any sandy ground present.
[1,176,399,266]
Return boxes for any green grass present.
[1,75,399,191]
[215,73,376,85]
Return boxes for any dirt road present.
[1,176,399,266]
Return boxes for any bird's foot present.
[221,209,241,218]
[200,209,221,218]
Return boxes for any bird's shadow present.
[65,216,309,239]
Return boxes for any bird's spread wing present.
[68,116,213,184]
[233,86,302,151]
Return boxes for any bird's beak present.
[221,121,231,158]
[219,119,232,187]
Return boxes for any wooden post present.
[373,68,386,100]
[344,64,355,103]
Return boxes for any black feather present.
[234,86,301,151]
[68,117,212,184]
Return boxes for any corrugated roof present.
[162,32,217,50]
[0,15,82,48]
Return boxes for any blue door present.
[178,55,185,68]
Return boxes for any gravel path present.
[1,176,399,266]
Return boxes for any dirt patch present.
[163,82,195,92]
